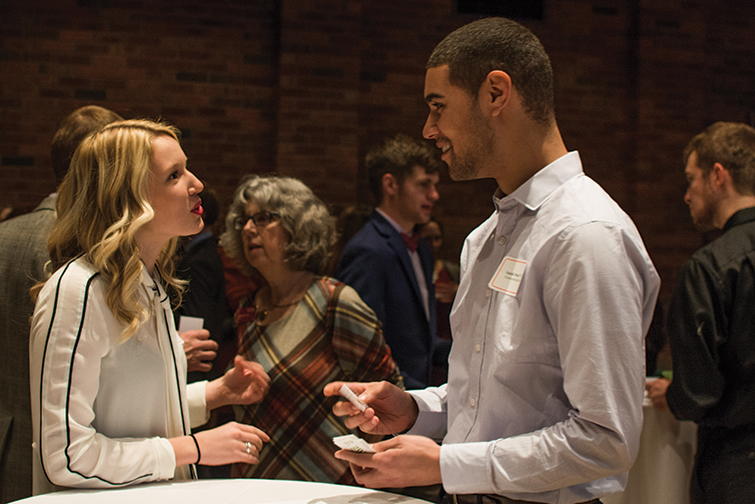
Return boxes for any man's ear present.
[382,173,399,197]
[710,162,732,191]
[480,70,512,117]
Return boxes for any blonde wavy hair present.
[35,119,186,341]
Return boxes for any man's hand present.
[645,377,671,410]
[180,329,218,373]
[205,355,270,411]
[335,435,442,488]
[323,381,419,435]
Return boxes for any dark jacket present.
[334,210,442,389]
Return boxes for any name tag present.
[489,256,527,296]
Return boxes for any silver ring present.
[245,441,252,455]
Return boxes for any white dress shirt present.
[409,152,660,503]
[30,257,209,493]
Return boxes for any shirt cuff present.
[406,388,447,441]
[154,436,178,480]
[440,441,495,495]
[187,381,210,428]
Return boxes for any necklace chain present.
[270,299,300,309]
[254,274,313,323]
[254,291,307,322]
[255,299,301,322]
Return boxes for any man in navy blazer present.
[335,134,448,389]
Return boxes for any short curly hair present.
[684,122,755,196]
[366,133,441,205]
[426,17,555,126]
[220,174,336,276]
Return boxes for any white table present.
[12,479,428,504]
[603,399,697,504]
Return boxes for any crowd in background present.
[2,14,754,504]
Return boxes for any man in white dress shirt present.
[325,17,659,504]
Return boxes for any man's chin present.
[691,216,716,233]
[447,159,480,182]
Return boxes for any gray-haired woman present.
[220,174,403,484]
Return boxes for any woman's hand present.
[170,422,269,467]
[205,355,270,411]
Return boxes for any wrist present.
[190,434,201,464]
[407,393,420,428]
[395,394,420,434]
[169,435,200,467]
[204,379,224,411]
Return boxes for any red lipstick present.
[191,200,204,216]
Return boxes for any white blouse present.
[30,257,209,493]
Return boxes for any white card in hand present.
[332,434,376,453]
[178,315,204,332]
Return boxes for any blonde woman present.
[29,120,270,494]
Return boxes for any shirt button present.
[485,289,491,298]
[475,344,481,352]
[498,236,506,245]
[470,398,476,408]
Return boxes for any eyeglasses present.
[233,210,280,231]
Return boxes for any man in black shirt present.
[650,122,755,503]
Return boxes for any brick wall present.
[2,0,755,306]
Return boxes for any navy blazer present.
[334,211,438,389]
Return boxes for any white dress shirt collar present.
[494,151,583,212]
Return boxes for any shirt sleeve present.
[440,222,654,495]
[30,271,176,489]
[665,257,726,422]
[188,381,210,428]
[406,386,448,442]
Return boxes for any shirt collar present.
[493,151,584,212]
[722,206,755,233]
[375,207,414,235]
[139,260,170,302]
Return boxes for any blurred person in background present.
[647,122,755,503]
[418,217,459,385]
[0,105,122,503]
[220,174,404,484]
[334,134,450,390]
[326,204,373,276]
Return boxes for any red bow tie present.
[401,232,419,252]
